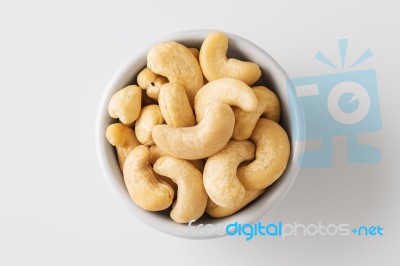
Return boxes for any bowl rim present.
[95,29,305,239]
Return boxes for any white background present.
[1,0,399,265]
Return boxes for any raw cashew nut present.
[203,140,255,208]
[149,145,204,172]
[158,83,196,127]
[238,119,290,190]
[153,156,208,223]
[108,85,142,124]
[137,68,168,100]
[152,102,235,160]
[206,189,266,218]
[106,123,141,169]
[194,78,257,122]
[233,86,281,140]
[135,104,164,146]
[199,32,261,86]
[147,42,204,105]
[123,145,174,211]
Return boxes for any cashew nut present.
[203,140,255,208]
[152,102,235,160]
[153,156,208,223]
[158,83,196,127]
[149,145,204,172]
[108,85,142,124]
[147,42,204,105]
[135,104,164,146]
[233,86,281,140]
[199,32,261,86]
[137,68,168,100]
[123,145,174,211]
[194,78,257,122]
[106,123,141,169]
[206,189,266,218]
[237,118,290,190]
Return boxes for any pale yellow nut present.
[108,85,142,124]
[149,145,203,195]
[203,140,255,208]
[149,145,204,172]
[233,86,281,140]
[153,156,208,223]
[199,32,261,86]
[194,78,257,122]
[158,83,196,127]
[123,145,174,211]
[238,119,290,190]
[152,102,235,160]
[106,123,141,169]
[147,42,204,105]
[135,104,164,146]
[206,189,266,218]
[137,68,168,100]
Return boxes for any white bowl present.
[95,30,305,239]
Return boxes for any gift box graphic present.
[287,40,382,168]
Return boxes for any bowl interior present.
[95,30,305,239]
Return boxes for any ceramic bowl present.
[95,30,305,239]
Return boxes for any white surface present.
[1,0,399,265]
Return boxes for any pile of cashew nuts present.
[106,32,290,224]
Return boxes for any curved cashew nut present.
[106,123,141,169]
[123,145,174,211]
[108,85,142,124]
[238,119,290,190]
[149,145,204,172]
[206,189,266,218]
[194,78,257,122]
[153,156,208,223]
[158,83,196,127]
[199,32,261,86]
[152,102,235,160]
[147,42,204,105]
[135,104,164,146]
[137,68,168,101]
[233,86,281,140]
[203,140,255,208]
